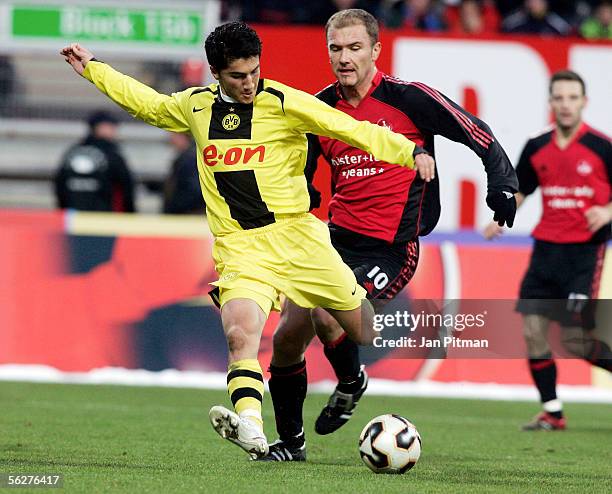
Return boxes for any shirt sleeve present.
[82,61,190,132]
[281,84,416,169]
[515,140,539,196]
[399,82,519,193]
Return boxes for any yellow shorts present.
[210,213,367,315]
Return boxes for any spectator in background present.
[54,110,136,213]
[235,0,295,23]
[224,0,381,24]
[295,0,382,25]
[550,0,587,27]
[447,0,501,34]
[0,55,16,113]
[495,0,523,16]
[384,0,448,30]
[502,0,572,35]
[162,132,205,215]
[580,1,612,38]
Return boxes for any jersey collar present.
[333,69,383,103]
[554,121,588,149]
[214,79,265,106]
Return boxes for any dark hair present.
[204,21,262,71]
[325,9,379,45]
[549,70,586,95]
[87,109,119,129]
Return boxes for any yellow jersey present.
[83,61,418,236]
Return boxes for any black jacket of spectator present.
[55,135,136,212]
[502,9,572,35]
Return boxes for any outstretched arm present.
[60,43,190,132]
[60,43,93,76]
[399,83,518,226]
[281,83,435,174]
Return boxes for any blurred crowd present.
[221,0,612,38]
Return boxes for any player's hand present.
[60,43,95,76]
[414,150,435,182]
[584,205,612,232]
[486,190,517,227]
[483,221,504,240]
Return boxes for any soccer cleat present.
[315,366,368,435]
[209,405,269,458]
[256,437,307,462]
[521,412,567,431]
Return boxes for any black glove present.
[486,190,517,227]
[307,183,321,210]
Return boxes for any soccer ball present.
[358,414,421,474]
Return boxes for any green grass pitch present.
[1,381,611,493]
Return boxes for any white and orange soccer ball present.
[358,414,421,474]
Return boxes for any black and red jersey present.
[306,70,518,243]
[516,123,611,244]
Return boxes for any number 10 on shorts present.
[367,266,389,290]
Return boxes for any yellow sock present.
[227,359,264,428]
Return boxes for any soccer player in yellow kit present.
[61,21,434,459]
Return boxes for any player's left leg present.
[311,308,367,435]
[313,239,420,435]
[518,241,567,431]
[561,326,612,371]
[559,242,612,372]
[258,299,314,462]
[521,314,566,431]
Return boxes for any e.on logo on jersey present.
[203,144,266,166]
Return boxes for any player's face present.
[549,80,586,132]
[327,24,380,91]
[211,56,260,104]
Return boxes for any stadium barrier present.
[1,209,610,399]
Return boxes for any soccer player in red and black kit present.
[486,70,612,431]
[260,9,519,461]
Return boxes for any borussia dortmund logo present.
[222,112,240,131]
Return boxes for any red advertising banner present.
[1,210,608,387]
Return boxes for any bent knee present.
[561,330,591,357]
[225,324,252,354]
[311,310,341,341]
[522,317,550,356]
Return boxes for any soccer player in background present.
[262,9,519,461]
[485,70,612,431]
[60,21,435,459]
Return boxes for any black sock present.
[268,360,307,444]
[323,333,361,391]
[586,339,612,372]
[528,357,562,417]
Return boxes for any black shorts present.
[517,240,607,329]
[329,223,419,304]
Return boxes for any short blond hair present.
[325,9,379,45]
